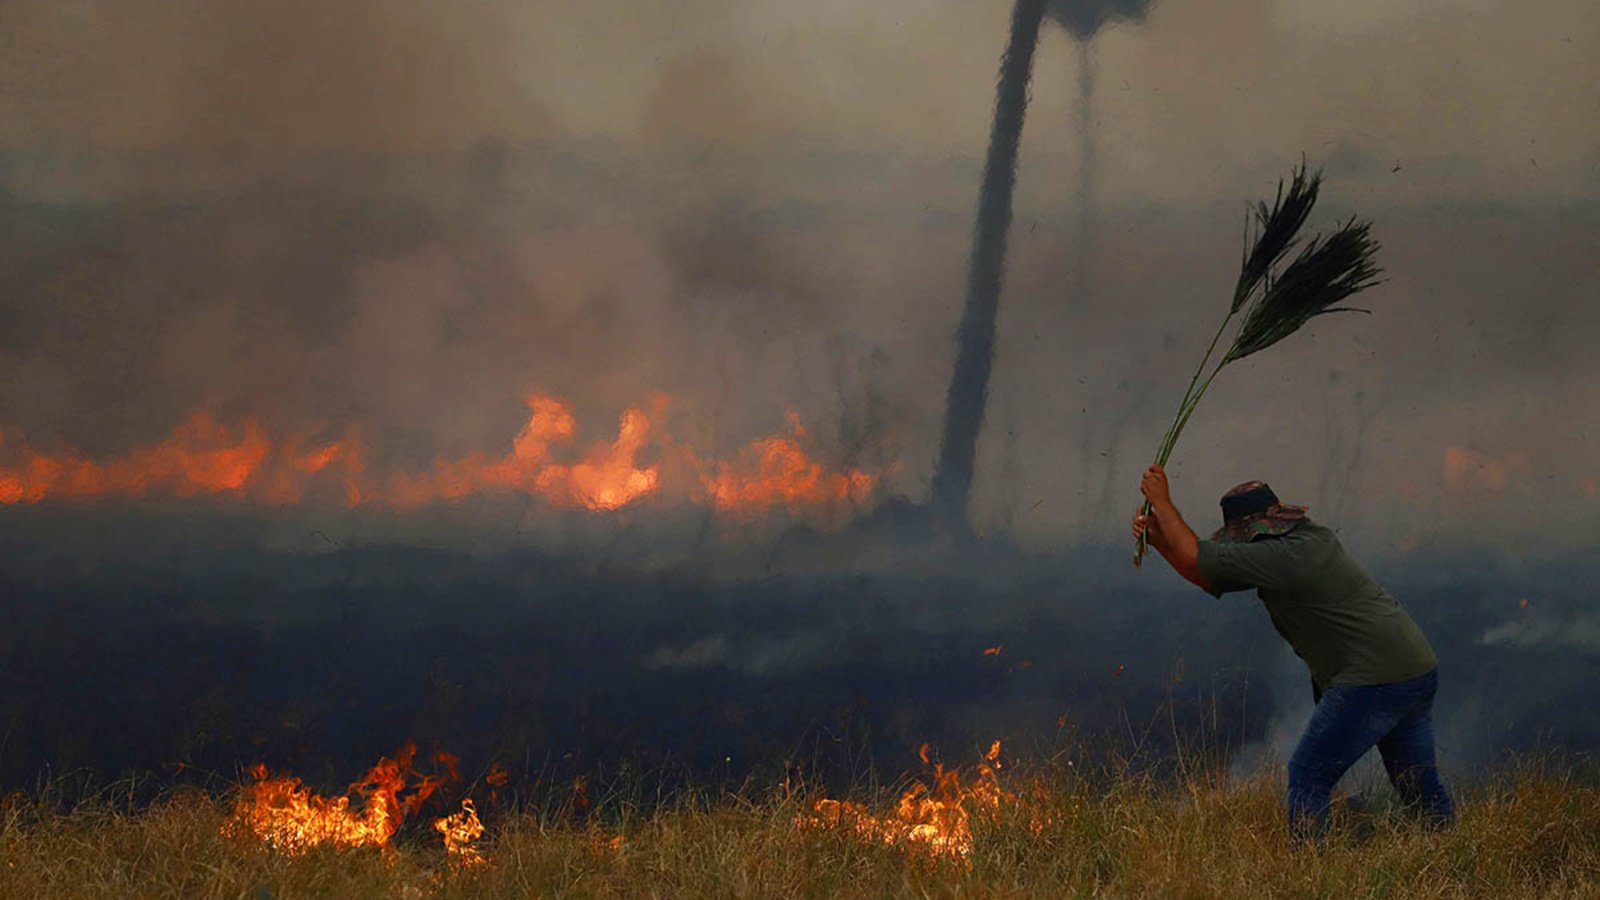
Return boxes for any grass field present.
[3,756,1597,899]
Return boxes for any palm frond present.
[1135,160,1383,568]
[1231,161,1321,313]
[1224,218,1382,363]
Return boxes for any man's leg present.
[1286,684,1411,839]
[1376,671,1455,828]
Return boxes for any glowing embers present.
[801,740,1009,861]
[224,742,482,866]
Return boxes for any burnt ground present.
[1,505,1595,803]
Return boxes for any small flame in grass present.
[982,645,1003,657]
[800,740,1010,861]
[223,743,482,863]
[485,762,510,806]
[433,799,486,868]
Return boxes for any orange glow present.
[1443,446,1525,492]
[982,646,1002,657]
[1,393,883,517]
[385,394,579,508]
[534,408,658,510]
[0,415,270,504]
[701,412,876,517]
[223,743,480,862]
[800,740,1015,862]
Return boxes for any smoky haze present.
[0,0,1597,788]
[1,0,1597,550]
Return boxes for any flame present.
[223,743,481,862]
[385,395,580,508]
[701,412,876,517]
[800,740,1010,861]
[533,408,658,510]
[0,415,271,503]
[982,646,1002,657]
[433,799,486,868]
[485,762,510,806]
[1,393,883,518]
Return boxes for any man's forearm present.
[1147,500,1210,590]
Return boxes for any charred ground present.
[1,507,1594,801]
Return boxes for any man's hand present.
[1132,509,1160,544]
[1140,465,1173,510]
[1134,465,1213,592]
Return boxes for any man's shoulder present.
[1272,518,1336,545]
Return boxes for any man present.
[1132,465,1454,837]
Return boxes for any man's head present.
[1211,480,1308,543]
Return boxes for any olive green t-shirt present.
[1195,519,1436,691]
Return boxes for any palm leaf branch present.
[1134,163,1383,568]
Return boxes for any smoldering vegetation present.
[1,507,1595,798]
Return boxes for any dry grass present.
[3,762,1597,899]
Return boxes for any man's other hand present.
[1141,465,1173,509]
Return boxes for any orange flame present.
[223,743,480,862]
[533,408,658,511]
[801,740,1010,861]
[433,798,486,868]
[702,412,876,517]
[982,646,1003,657]
[1,393,883,518]
[0,415,270,504]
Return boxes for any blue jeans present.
[1287,668,1455,838]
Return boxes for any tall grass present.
[3,758,1596,899]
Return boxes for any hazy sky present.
[1,0,1596,552]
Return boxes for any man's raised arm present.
[1133,465,1214,592]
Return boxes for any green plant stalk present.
[1133,314,1239,568]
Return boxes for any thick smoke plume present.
[934,0,1158,527]
[931,0,1049,523]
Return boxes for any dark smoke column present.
[930,0,1049,523]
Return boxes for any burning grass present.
[3,756,1598,899]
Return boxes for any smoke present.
[1047,0,1155,41]
[1,0,1596,549]
[931,0,1049,522]
[1480,615,1600,652]
[933,0,1161,528]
